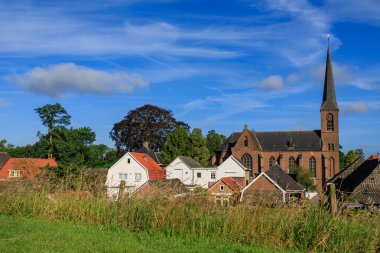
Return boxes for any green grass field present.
[0,215,295,253]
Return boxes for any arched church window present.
[241,153,252,172]
[331,144,334,151]
[244,136,248,147]
[269,156,276,168]
[289,156,295,169]
[327,114,334,131]
[328,144,331,151]
[309,157,316,178]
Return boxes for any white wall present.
[217,156,247,180]
[165,157,193,185]
[192,168,217,188]
[106,153,149,198]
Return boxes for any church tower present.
[320,47,339,180]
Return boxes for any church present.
[213,48,340,192]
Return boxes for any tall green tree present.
[344,150,357,168]
[355,148,365,160]
[206,130,226,158]
[289,165,316,191]
[190,128,210,167]
[161,127,192,164]
[35,103,71,158]
[110,104,189,154]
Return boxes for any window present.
[127,158,131,164]
[211,172,216,180]
[328,144,331,151]
[9,170,21,178]
[309,157,316,178]
[289,156,295,169]
[331,144,334,151]
[135,173,142,181]
[241,153,252,171]
[220,185,224,191]
[244,136,248,147]
[269,156,276,167]
[327,114,334,131]
[197,172,201,178]
[119,173,128,180]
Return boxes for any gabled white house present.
[165,156,217,188]
[216,155,250,185]
[106,152,165,198]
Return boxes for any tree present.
[344,150,357,168]
[289,165,316,191]
[161,127,192,164]
[110,104,189,154]
[206,130,226,158]
[35,103,71,158]
[190,128,210,167]
[355,148,365,160]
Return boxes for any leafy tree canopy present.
[206,130,226,159]
[289,165,316,191]
[190,128,210,167]
[161,127,192,164]
[110,104,189,154]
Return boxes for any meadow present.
[0,176,379,253]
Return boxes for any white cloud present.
[7,63,148,97]
[260,75,283,90]
[341,102,370,115]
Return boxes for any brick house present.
[240,165,305,205]
[328,155,380,205]
[208,177,244,206]
[213,48,340,192]
[0,152,57,180]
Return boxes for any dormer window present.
[327,114,334,131]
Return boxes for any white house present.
[216,155,250,185]
[165,156,217,188]
[106,152,165,198]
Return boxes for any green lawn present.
[0,215,296,253]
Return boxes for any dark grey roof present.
[321,48,339,111]
[328,157,365,185]
[178,156,202,168]
[255,130,321,151]
[219,130,321,152]
[266,164,305,192]
[0,152,9,169]
[336,158,380,203]
[136,146,164,165]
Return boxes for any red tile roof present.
[130,152,165,180]
[220,177,244,192]
[0,158,57,179]
[368,154,379,160]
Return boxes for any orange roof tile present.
[220,177,244,192]
[0,158,57,179]
[130,152,165,180]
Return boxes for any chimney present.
[143,141,149,148]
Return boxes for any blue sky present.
[0,0,379,156]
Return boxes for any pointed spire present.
[321,47,339,111]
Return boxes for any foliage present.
[110,104,189,154]
[289,166,316,191]
[0,178,379,253]
[35,103,71,158]
[344,150,358,168]
[190,128,210,167]
[355,148,365,160]
[161,127,192,164]
[206,130,226,158]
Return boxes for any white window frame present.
[9,170,22,178]
[211,172,216,180]
[220,185,224,191]
[135,173,142,181]
[197,172,201,178]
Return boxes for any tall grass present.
[0,175,379,253]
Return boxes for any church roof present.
[321,47,339,111]
[219,130,321,152]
